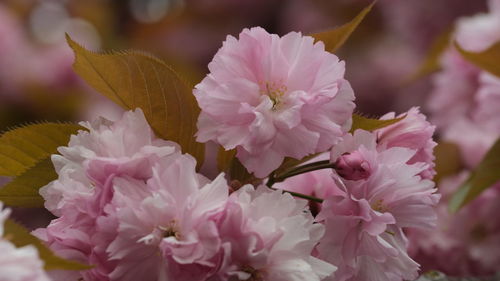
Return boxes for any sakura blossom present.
[35,109,182,280]
[6,0,497,278]
[215,185,336,281]
[407,0,500,275]
[376,107,437,180]
[316,129,439,280]
[317,195,419,281]
[194,26,355,177]
[331,130,439,230]
[107,154,229,281]
[39,108,180,216]
[0,203,52,281]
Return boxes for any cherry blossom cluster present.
[408,0,500,276]
[16,27,440,281]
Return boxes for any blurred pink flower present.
[408,172,500,276]
[215,185,336,281]
[0,203,51,281]
[442,118,497,168]
[0,4,31,97]
[377,107,437,180]
[428,0,500,131]
[455,1,500,53]
[194,27,355,177]
[107,155,228,281]
[473,72,500,132]
[427,49,480,128]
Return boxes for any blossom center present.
[161,220,182,240]
[372,199,388,213]
[259,81,287,110]
[242,265,264,281]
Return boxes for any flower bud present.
[334,151,371,180]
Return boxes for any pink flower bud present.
[334,151,371,180]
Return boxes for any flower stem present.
[265,160,336,203]
[267,160,334,186]
[269,187,324,203]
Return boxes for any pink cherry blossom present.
[376,107,437,180]
[0,203,52,281]
[213,185,336,281]
[107,154,228,281]
[330,130,439,230]
[194,26,355,177]
[35,109,182,280]
[316,195,419,281]
[318,130,439,280]
[40,108,180,216]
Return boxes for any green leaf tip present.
[449,138,500,212]
[310,1,376,53]
[455,40,500,78]
[0,123,83,177]
[350,113,406,133]
[4,219,92,270]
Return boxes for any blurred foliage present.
[449,138,500,212]
[416,271,500,281]
[456,41,500,78]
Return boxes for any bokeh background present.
[2,0,499,278]
[0,0,487,129]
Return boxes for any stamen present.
[242,265,264,281]
[259,81,287,110]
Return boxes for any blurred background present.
[2,0,499,278]
[0,0,486,129]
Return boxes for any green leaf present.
[66,35,205,168]
[310,1,375,53]
[350,113,405,133]
[433,142,462,184]
[455,40,500,78]
[0,159,56,207]
[449,138,500,212]
[409,28,452,81]
[3,219,91,270]
[0,123,82,177]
